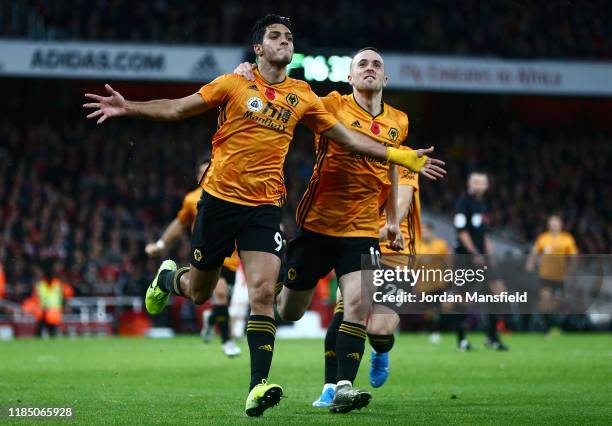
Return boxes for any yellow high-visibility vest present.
[36,280,63,309]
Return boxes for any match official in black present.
[453,171,509,351]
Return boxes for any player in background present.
[525,214,578,335]
[420,223,451,263]
[453,172,509,351]
[84,15,442,417]
[418,222,451,344]
[144,156,241,357]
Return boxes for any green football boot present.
[329,384,371,414]
[145,259,177,314]
[245,380,283,417]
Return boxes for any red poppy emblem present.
[265,88,276,100]
[370,121,380,135]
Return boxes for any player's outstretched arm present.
[144,218,188,257]
[83,84,210,124]
[322,123,446,180]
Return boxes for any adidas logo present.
[248,84,258,90]
[190,52,220,78]
[324,350,336,358]
[351,120,362,128]
[258,344,273,352]
[347,352,361,361]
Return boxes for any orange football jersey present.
[379,155,421,256]
[296,92,408,237]
[198,70,338,207]
[176,187,203,228]
[175,186,240,272]
[419,237,450,256]
[533,231,578,282]
[414,237,451,294]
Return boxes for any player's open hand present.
[233,62,257,81]
[83,84,128,124]
[417,146,446,180]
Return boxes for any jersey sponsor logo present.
[351,120,362,128]
[370,121,381,135]
[193,249,203,262]
[243,111,287,132]
[243,100,293,132]
[258,344,273,352]
[401,169,417,180]
[265,87,276,100]
[246,96,263,112]
[248,84,258,91]
[286,93,299,107]
[262,102,292,123]
[388,127,399,141]
[287,268,297,281]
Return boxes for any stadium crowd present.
[0,116,316,301]
[0,113,609,301]
[416,125,611,254]
[1,0,611,59]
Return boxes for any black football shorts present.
[283,229,379,291]
[190,191,283,270]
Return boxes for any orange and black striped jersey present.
[533,231,578,282]
[175,186,240,272]
[414,237,451,294]
[198,69,338,207]
[379,160,421,255]
[296,91,408,238]
[176,187,203,229]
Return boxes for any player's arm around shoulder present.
[319,90,343,112]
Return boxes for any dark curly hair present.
[251,14,293,45]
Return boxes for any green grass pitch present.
[1,333,611,424]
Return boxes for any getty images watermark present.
[372,264,527,304]
[360,254,611,315]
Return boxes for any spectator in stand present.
[0,1,610,59]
